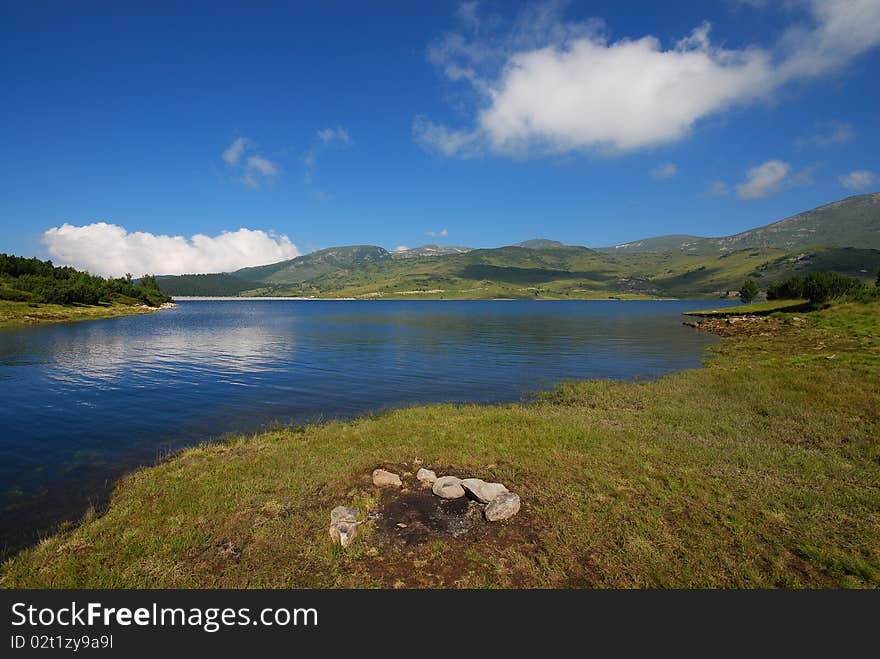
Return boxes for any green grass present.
[0,299,163,328]
[269,246,780,299]
[277,246,880,300]
[2,301,879,588]
[684,299,810,317]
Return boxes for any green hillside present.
[603,192,880,254]
[515,239,567,249]
[287,245,880,299]
[236,245,391,285]
[390,245,472,259]
[157,193,880,299]
[601,234,705,253]
[154,273,256,297]
[283,244,622,299]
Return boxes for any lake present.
[0,299,732,551]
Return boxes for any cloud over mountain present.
[839,170,876,190]
[736,160,791,199]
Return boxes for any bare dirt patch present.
[686,315,795,337]
[373,488,487,546]
[342,462,547,588]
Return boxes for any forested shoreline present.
[0,254,171,307]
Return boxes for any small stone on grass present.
[372,468,402,488]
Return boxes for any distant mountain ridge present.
[235,245,391,285]
[158,192,880,299]
[602,192,880,254]
[390,245,473,259]
[516,239,567,250]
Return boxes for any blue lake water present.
[0,299,733,550]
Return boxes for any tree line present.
[0,253,171,307]
[739,269,880,305]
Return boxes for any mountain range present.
[601,192,880,254]
[158,192,880,299]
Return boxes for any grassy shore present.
[2,301,878,588]
[683,299,810,317]
[0,300,165,328]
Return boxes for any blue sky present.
[1,0,878,275]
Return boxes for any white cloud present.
[413,116,480,158]
[418,1,880,157]
[838,169,876,190]
[222,137,253,165]
[796,120,854,147]
[303,126,352,194]
[242,155,279,188]
[456,1,480,32]
[477,25,776,155]
[246,155,277,176]
[790,162,820,188]
[736,160,791,199]
[706,180,730,196]
[222,138,279,188]
[775,0,880,80]
[650,163,678,180]
[317,126,352,145]
[394,245,410,252]
[426,228,449,237]
[243,165,279,188]
[43,223,300,277]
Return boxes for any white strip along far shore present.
[171,296,356,301]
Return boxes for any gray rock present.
[485,492,521,521]
[329,521,358,547]
[416,468,437,484]
[330,506,359,524]
[461,478,509,504]
[372,468,402,488]
[432,475,465,499]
